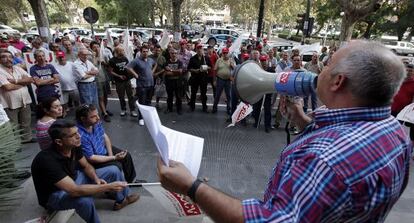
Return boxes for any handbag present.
[154,78,167,98]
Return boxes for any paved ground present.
[2,94,414,222]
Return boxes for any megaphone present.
[234,61,318,104]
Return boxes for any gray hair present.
[33,49,45,58]
[330,41,406,106]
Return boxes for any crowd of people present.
[1,31,414,223]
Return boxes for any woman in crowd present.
[35,97,62,150]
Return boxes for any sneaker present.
[103,114,111,122]
[106,110,114,116]
[131,111,138,117]
[120,110,127,116]
[113,193,140,211]
[138,119,144,126]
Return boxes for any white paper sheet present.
[137,102,204,177]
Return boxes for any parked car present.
[27,26,56,36]
[0,25,20,35]
[106,28,125,38]
[70,29,91,39]
[207,34,237,46]
[208,28,240,38]
[181,24,196,39]
[384,41,414,56]
[128,29,150,42]
[62,27,84,35]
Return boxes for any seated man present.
[157,41,412,222]
[31,120,139,223]
[76,104,142,183]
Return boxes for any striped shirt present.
[35,119,55,150]
[242,107,412,223]
[77,122,107,158]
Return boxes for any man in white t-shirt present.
[0,50,35,143]
[55,51,79,114]
[73,48,99,108]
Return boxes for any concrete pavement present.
[2,100,413,223]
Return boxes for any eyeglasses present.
[80,104,90,109]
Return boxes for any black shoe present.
[164,109,173,114]
[211,108,217,114]
[106,110,114,116]
[265,128,270,133]
[103,114,111,122]
[226,117,232,123]
[177,110,183,115]
[202,107,208,113]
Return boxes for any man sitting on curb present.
[31,120,139,223]
[76,104,145,184]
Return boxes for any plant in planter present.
[0,120,24,212]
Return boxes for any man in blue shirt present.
[75,104,143,184]
[126,45,156,126]
[30,49,60,103]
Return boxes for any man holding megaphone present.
[157,41,411,223]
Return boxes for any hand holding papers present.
[137,102,204,177]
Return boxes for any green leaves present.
[0,122,24,212]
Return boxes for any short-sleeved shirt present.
[391,77,414,115]
[187,54,211,77]
[55,62,77,91]
[0,65,32,109]
[109,56,130,82]
[77,122,108,158]
[73,59,98,83]
[304,61,324,74]
[31,146,84,207]
[127,57,156,88]
[178,50,192,71]
[35,119,56,150]
[164,59,183,80]
[30,64,60,99]
[242,107,412,222]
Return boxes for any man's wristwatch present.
[187,179,203,202]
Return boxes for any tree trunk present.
[339,15,356,42]
[171,0,183,41]
[28,0,50,41]
[13,8,28,32]
[362,21,374,39]
[159,14,164,27]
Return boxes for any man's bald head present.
[330,40,406,106]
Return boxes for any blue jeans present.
[303,90,317,112]
[78,82,99,108]
[213,77,231,114]
[136,86,153,119]
[46,165,129,223]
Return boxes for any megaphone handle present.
[285,121,291,145]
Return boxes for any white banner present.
[0,104,9,126]
[143,185,204,219]
[227,102,253,127]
